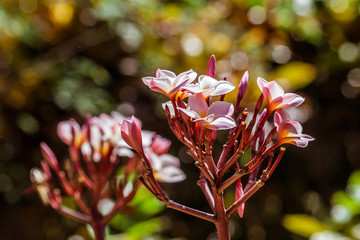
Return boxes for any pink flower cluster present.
[30,112,184,237]
[123,55,314,223]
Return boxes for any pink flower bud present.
[235,179,245,218]
[235,71,249,109]
[40,142,60,173]
[120,116,144,154]
[207,55,216,78]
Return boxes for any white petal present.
[210,81,235,96]
[156,166,186,183]
[207,116,236,130]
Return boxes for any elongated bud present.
[41,160,52,181]
[254,93,264,117]
[235,71,249,109]
[120,116,144,155]
[207,55,216,78]
[235,179,245,218]
[40,142,60,173]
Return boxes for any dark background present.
[1,0,360,239]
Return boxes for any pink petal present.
[181,83,202,94]
[287,95,305,108]
[268,81,285,99]
[178,108,200,119]
[188,93,208,117]
[207,55,216,78]
[169,74,190,94]
[293,139,309,148]
[235,179,245,218]
[150,78,173,94]
[274,109,291,127]
[208,101,234,117]
[257,77,268,91]
[142,77,153,87]
[156,68,176,78]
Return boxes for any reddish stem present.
[212,186,230,240]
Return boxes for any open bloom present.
[274,109,314,147]
[146,151,186,183]
[257,77,304,112]
[181,75,235,98]
[142,69,197,99]
[178,93,236,130]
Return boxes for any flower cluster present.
[29,112,184,240]
[121,55,314,240]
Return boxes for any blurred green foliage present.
[1,0,360,239]
[284,170,360,240]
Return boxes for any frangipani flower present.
[181,75,235,98]
[178,93,236,130]
[142,69,197,99]
[147,151,186,183]
[274,109,314,147]
[257,77,304,112]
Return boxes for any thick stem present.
[212,186,230,240]
[215,220,230,240]
[91,221,105,240]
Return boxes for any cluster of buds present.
[29,112,184,240]
[121,55,314,240]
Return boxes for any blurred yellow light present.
[49,1,74,26]
[329,0,348,13]
[208,33,232,55]
[283,214,327,238]
[269,62,317,90]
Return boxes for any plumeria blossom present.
[146,151,186,183]
[178,93,236,130]
[122,55,315,240]
[257,77,304,112]
[181,75,235,98]
[30,111,186,240]
[274,109,314,147]
[142,69,197,99]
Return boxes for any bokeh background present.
[1,0,360,239]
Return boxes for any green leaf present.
[125,217,164,239]
[348,171,360,186]
[332,191,360,215]
[132,186,165,218]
